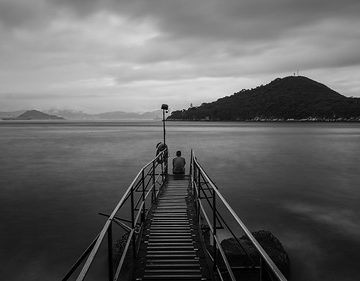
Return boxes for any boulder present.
[221,230,290,278]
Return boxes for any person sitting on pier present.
[172,150,186,175]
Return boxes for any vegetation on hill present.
[168,76,360,121]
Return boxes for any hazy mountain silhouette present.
[45,109,163,120]
[95,110,162,120]
[0,110,26,119]
[168,76,360,121]
[1,109,163,120]
[5,110,65,120]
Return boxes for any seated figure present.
[172,150,186,175]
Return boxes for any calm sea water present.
[0,121,359,281]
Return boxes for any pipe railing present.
[190,150,287,281]
[63,149,168,281]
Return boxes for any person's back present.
[173,151,186,174]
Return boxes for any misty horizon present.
[1,74,359,115]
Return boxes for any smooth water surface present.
[0,121,359,280]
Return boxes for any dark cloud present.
[48,0,360,42]
[0,0,360,111]
[0,0,56,29]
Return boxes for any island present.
[168,76,360,121]
[2,110,64,120]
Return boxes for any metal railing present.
[190,150,287,281]
[63,149,168,281]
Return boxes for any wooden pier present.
[63,149,287,281]
[134,176,210,280]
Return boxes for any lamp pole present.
[161,104,169,176]
[161,104,168,145]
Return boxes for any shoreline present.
[166,119,360,123]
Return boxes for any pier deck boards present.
[134,175,210,281]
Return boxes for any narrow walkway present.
[134,175,210,281]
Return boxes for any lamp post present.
[161,104,168,145]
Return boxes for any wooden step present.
[134,176,208,281]
[142,274,203,280]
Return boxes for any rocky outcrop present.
[221,230,290,278]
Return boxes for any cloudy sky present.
[1,0,360,113]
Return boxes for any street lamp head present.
[161,104,169,110]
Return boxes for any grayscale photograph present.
[0,1,360,281]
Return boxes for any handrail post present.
[161,158,164,184]
[212,187,217,273]
[141,170,146,222]
[196,164,200,220]
[130,186,136,259]
[190,150,193,180]
[107,222,113,281]
[260,256,263,281]
[197,165,201,193]
[165,149,168,177]
[192,159,197,215]
[152,160,156,203]
[190,150,195,196]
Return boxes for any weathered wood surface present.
[134,175,210,281]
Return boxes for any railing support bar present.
[107,222,113,281]
[130,187,136,259]
[152,161,156,203]
[141,170,146,222]
[62,234,99,281]
[113,229,135,281]
[212,187,217,273]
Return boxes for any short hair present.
[176,151,181,156]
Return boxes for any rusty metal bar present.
[142,170,146,222]
[107,222,113,281]
[113,229,135,281]
[130,186,136,259]
[197,199,235,281]
[213,187,217,273]
[196,176,254,264]
[152,160,156,203]
[62,234,99,281]
[214,235,236,281]
[98,213,132,231]
[204,247,225,281]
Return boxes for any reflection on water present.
[0,121,360,281]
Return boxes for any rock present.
[221,230,290,278]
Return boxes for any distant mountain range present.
[1,110,64,120]
[168,76,360,121]
[0,109,163,120]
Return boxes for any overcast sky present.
[1,0,360,113]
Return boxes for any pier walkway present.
[134,176,210,281]
[63,149,287,281]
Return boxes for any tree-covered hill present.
[168,76,360,121]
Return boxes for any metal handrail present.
[63,149,168,281]
[191,150,287,281]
